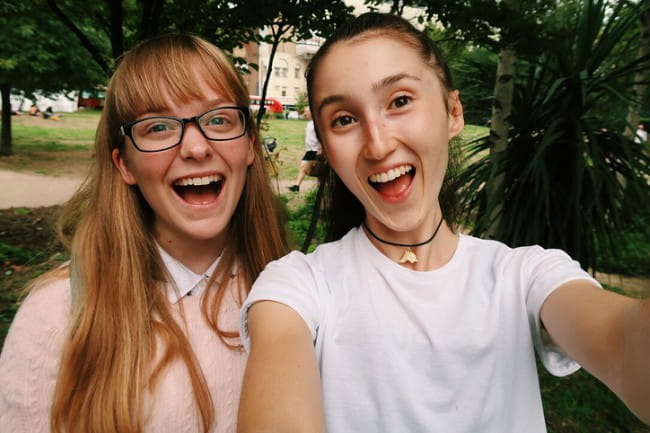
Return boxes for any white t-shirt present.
[304,120,321,153]
[242,228,599,433]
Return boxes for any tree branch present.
[46,0,110,77]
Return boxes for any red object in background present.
[249,95,284,114]
[77,90,105,109]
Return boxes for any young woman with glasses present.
[238,12,650,432]
[0,34,287,433]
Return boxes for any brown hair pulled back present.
[305,12,460,240]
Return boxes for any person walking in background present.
[634,123,647,144]
[288,106,322,192]
[0,34,287,433]
[238,12,650,433]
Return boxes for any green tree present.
[624,0,650,138]
[225,0,353,125]
[0,1,104,155]
[43,0,353,127]
[457,0,650,271]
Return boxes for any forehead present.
[311,36,436,103]
[157,75,227,109]
[124,64,236,119]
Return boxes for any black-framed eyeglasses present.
[120,106,249,153]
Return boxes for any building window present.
[281,87,287,97]
[274,67,280,77]
[294,67,301,78]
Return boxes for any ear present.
[246,133,256,166]
[447,90,464,140]
[111,148,138,185]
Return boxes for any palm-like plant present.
[457,0,650,271]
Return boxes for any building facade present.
[235,36,322,108]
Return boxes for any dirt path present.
[0,169,316,210]
[0,169,85,209]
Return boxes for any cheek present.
[322,141,354,178]
[220,140,255,169]
[129,153,175,184]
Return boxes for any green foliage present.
[0,1,105,94]
[539,361,648,432]
[285,189,325,251]
[295,91,309,114]
[458,0,650,272]
[0,242,37,264]
[595,203,650,276]
[451,48,497,125]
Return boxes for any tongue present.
[374,173,412,197]
[178,184,220,204]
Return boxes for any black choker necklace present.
[362,217,444,264]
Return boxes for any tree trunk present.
[256,23,288,126]
[624,0,650,139]
[485,44,516,238]
[46,0,111,77]
[138,0,164,41]
[108,0,124,61]
[1,83,13,156]
[301,178,326,253]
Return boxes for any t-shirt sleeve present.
[241,251,323,353]
[522,246,601,377]
[0,277,71,432]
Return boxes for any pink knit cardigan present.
[0,276,247,432]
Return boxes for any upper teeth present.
[369,165,413,183]
[174,174,223,186]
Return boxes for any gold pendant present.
[398,248,418,264]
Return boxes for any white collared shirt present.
[157,245,222,303]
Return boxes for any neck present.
[156,235,224,275]
[362,217,445,266]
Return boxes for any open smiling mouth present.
[173,174,224,205]
[368,164,414,195]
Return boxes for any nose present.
[362,117,395,161]
[178,122,212,160]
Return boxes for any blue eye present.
[208,116,227,126]
[141,120,179,135]
[150,123,169,133]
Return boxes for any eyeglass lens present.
[131,107,245,151]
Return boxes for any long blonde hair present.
[49,34,288,433]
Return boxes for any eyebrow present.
[371,73,421,91]
[316,73,421,115]
[316,94,345,116]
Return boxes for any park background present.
[0,0,649,432]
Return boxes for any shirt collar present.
[157,244,222,304]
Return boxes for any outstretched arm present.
[541,281,650,424]
[238,301,326,433]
